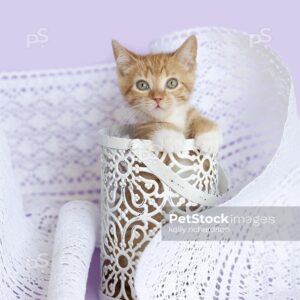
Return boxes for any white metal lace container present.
[98,125,228,300]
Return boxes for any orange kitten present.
[112,35,222,154]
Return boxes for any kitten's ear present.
[173,35,197,71]
[112,40,137,75]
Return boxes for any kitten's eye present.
[136,80,150,91]
[166,78,179,89]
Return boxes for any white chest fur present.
[165,105,189,131]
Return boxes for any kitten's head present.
[112,36,197,121]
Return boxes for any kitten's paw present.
[195,130,223,155]
[151,129,185,152]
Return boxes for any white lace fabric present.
[0,64,125,299]
[136,28,300,299]
[0,27,299,300]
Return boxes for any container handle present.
[130,140,228,206]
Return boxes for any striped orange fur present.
[112,35,222,154]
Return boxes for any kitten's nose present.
[153,96,163,104]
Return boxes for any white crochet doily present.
[0,27,299,300]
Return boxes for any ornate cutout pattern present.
[100,145,218,299]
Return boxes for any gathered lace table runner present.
[0,27,299,299]
[136,28,300,299]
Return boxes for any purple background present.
[0,1,298,299]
